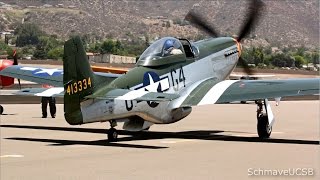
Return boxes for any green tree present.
[0,41,12,55]
[263,46,272,55]
[33,47,47,59]
[295,46,306,56]
[21,45,35,55]
[15,23,44,47]
[293,55,306,68]
[242,47,265,65]
[311,52,319,65]
[33,36,61,59]
[253,47,264,65]
[122,39,145,56]
[100,39,115,54]
[271,53,293,67]
[47,46,64,60]
[263,54,272,65]
[88,42,101,53]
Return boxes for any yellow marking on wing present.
[91,66,129,74]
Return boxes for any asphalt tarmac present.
[0,101,319,180]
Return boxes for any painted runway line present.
[0,154,24,158]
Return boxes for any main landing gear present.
[256,99,274,139]
[107,120,118,142]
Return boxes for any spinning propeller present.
[185,0,265,75]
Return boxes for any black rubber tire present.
[0,105,3,115]
[107,128,118,142]
[257,115,272,139]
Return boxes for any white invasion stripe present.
[198,80,239,105]
[35,87,64,97]
[0,154,24,158]
[265,99,275,126]
[160,78,170,91]
[170,78,210,109]
[20,67,38,71]
[115,90,149,100]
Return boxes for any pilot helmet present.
[164,39,175,50]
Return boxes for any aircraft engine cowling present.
[0,60,14,87]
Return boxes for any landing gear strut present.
[107,120,118,142]
[256,100,272,139]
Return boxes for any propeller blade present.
[185,10,220,37]
[237,0,265,42]
[238,57,254,75]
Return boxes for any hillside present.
[0,0,319,48]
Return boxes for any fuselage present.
[80,37,240,124]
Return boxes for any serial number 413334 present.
[66,77,92,95]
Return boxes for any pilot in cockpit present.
[163,39,183,56]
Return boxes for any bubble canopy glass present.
[136,37,185,67]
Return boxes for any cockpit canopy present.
[137,37,186,67]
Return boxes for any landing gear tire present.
[257,115,272,139]
[107,128,118,142]
[0,105,3,115]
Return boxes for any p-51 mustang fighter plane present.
[0,0,319,141]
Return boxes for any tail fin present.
[63,36,95,125]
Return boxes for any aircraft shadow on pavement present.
[5,137,167,149]
[1,125,319,149]
[0,113,17,116]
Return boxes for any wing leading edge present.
[173,78,320,108]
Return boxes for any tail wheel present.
[0,105,3,115]
[107,128,118,142]
[257,115,272,138]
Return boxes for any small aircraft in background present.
[0,0,319,141]
[0,49,19,114]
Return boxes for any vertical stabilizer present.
[63,36,95,125]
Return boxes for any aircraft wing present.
[229,73,275,79]
[15,87,179,101]
[0,65,122,87]
[0,65,176,101]
[15,88,64,97]
[173,78,320,108]
[0,65,63,87]
[86,88,180,101]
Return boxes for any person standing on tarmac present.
[41,96,56,118]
